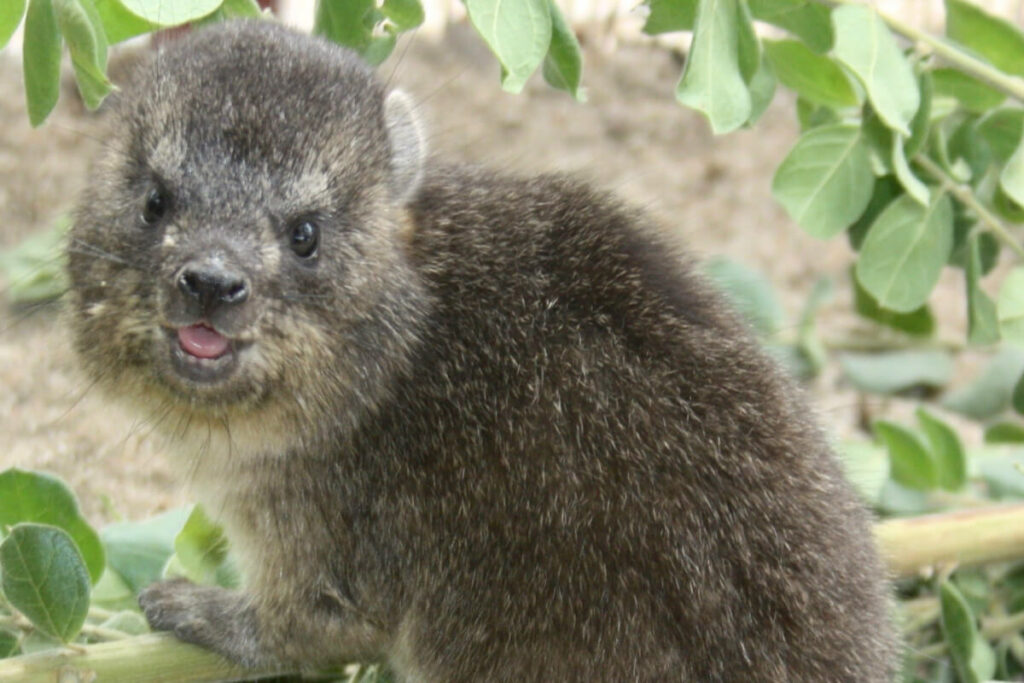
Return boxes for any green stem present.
[78,623,134,642]
[876,503,1024,578]
[820,0,1024,102]
[87,605,115,622]
[0,633,281,683]
[900,597,942,634]
[818,333,965,353]
[915,155,1024,259]
[982,609,1024,640]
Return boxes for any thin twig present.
[915,155,1024,259]
[818,0,1024,102]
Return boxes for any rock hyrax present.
[67,19,897,681]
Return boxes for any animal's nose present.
[176,260,250,314]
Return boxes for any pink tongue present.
[178,324,230,359]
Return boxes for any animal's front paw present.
[138,579,268,666]
[139,578,223,647]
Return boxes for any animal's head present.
[67,20,426,448]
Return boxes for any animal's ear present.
[384,89,425,206]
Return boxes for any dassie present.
[66,19,897,682]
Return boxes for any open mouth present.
[168,324,240,383]
[179,323,230,359]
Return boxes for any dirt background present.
[0,22,962,524]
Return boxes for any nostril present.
[178,271,202,299]
[223,279,249,304]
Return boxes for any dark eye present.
[289,220,319,259]
[141,187,168,225]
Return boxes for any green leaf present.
[704,256,785,337]
[361,32,397,66]
[940,579,997,683]
[0,629,18,658]
[943,348,1024,419]
[931,67,1006,113]
[831,4,919,136]
[735,0,759,84]
[853,275,935,336]
[876,479,939,516]
[0,0,27,49]
[978,108,1024,164]
[466,0,551,94]
[916,408,966,491]
[771,124,873,238]
[171,505,238,588]
[795,97,839,131]
[745,52,776,126]
[998,267,1024,345]
[984,421,1024,444]
[0,217,70,305]
[22,0,62,127]
[860,106,893,176]
[977,451,1024,498]
[891,134,929,205]
[98,610,149,636]
[945,0,1024,77]
[89,566,137,611]
[0,468,105,584]
[938,119,979,183]
[904,71,932,159]
[642,0,696,34]
[1014,369,1024,414]
[217,0,261,19]
[848,175,901,251]
[837,440,889,505]
[0,524,90,643]
[839,350,953,395]
[1001,136,1024,208]
[794,276,832,376]
[92,0,156,43]
[54,0,113,111]
[994,185,1024,224]
[762,39,858,109]
[966,232,1001,344]
[381,0,423,31]
[541,0,583,101]
[116,0,220,25]
[873,420,937,490]
[675,0,751,134]
[856,193,954,313]
[314,0,374,52]
[748,0,832,53]
[101,506,191,594]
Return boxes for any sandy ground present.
[0,24,934,524]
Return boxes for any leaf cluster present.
[0,467,397,679]
[0,470,229,656]
[3,0,434,126]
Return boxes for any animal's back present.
[345,165,898,680]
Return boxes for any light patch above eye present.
[149,136,186,175]
[291,167,331,205]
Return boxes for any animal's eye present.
[289,220,319,259]
[141,187,169,225]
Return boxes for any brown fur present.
[67,19,897,681]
